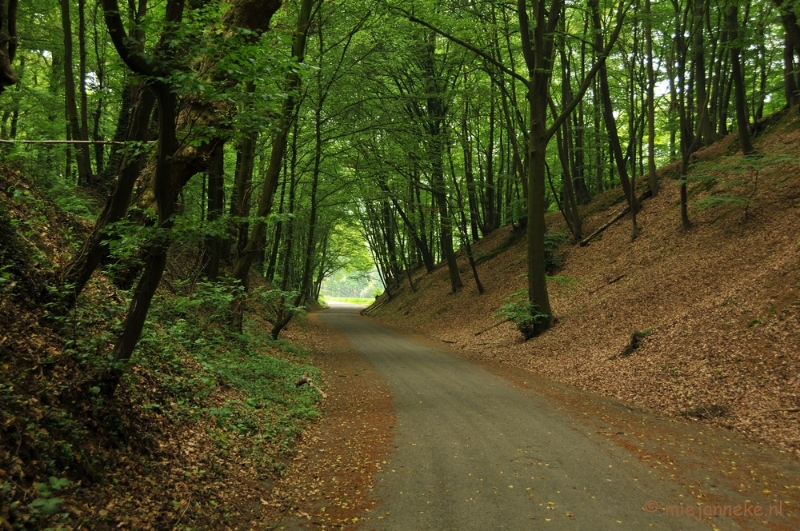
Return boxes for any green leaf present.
[29,497,64,515]
[48,477,71,491]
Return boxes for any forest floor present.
[370,107,800,462]
[256,307,395,529]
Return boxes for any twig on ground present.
[475,318,512,336]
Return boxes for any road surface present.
[316,303,794,531]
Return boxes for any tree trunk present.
[519,0,559,328]
[96,0,283,394]
[61,86,156,306]
[484,87,498,233]
[421,31,462,293]
[784,32,799,107]
[233,133,257,256]
[645,0,659,196]
[774,0,800,107]
[0,0,19,92]
[78,0,92,185]
[727,5,755,155]
[203,142,225,278]
[104,82,178,395]
[60,0,92,186]
[592,1,638,213]
[379,179,435,272]
[264,169,287,284]
[692,0,715,146]
[448,142,484,293]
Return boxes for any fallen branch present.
[589,274,626,295]
[361,295,389,316]
[580,189,652,247]
[295,373,327,399]
[475,317,512,336]
[761,408,800,413]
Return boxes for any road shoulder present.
[261,309,395,529]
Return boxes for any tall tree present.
[59,0,92,185]
[97,0,283,393]
[0,0,18,92]
[726,3,755,155]
[645,0,660,196]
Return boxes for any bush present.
[494,289,550,340]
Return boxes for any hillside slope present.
[370,108,800,458]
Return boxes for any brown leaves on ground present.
[258,313,395,530]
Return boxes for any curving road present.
[317,304,786,531]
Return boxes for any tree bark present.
[61,85,156,306]
[420,31,462,293]
[203,142,225,278]
[78,0,92,184]
[726,5,755,155]
[591,0,639,213]
[645,0,659,196]
[60,0,92,185]
[97,0,282,394]
[692,0,715,145]
[0,0,18,92]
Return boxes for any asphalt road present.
[316,304,726,531]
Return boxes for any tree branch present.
[388,4,529,86]
[100,0,154,76]
[546,0,628,140]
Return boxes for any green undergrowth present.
[131,279,322,444]
[0,165,323,529]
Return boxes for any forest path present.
[315,304,772,531]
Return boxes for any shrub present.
[494,289,550,340]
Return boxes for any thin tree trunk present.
[233,133,257,256]
[91,3,106,178]
[461,76,481,239]
[484,84,498,233]
[645,0,659,196]
[783,32,799,107]
[203,142,225,278]
[448,143,484,293]
[629,20,639,241]
[60,0,92,186]
[78,0,92,184]
[264,168,287,284]
[594,75,604,193]
[592,1,638,213]
[692,0,715,145]
[727,5,755,155]
[421,31,462,293]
